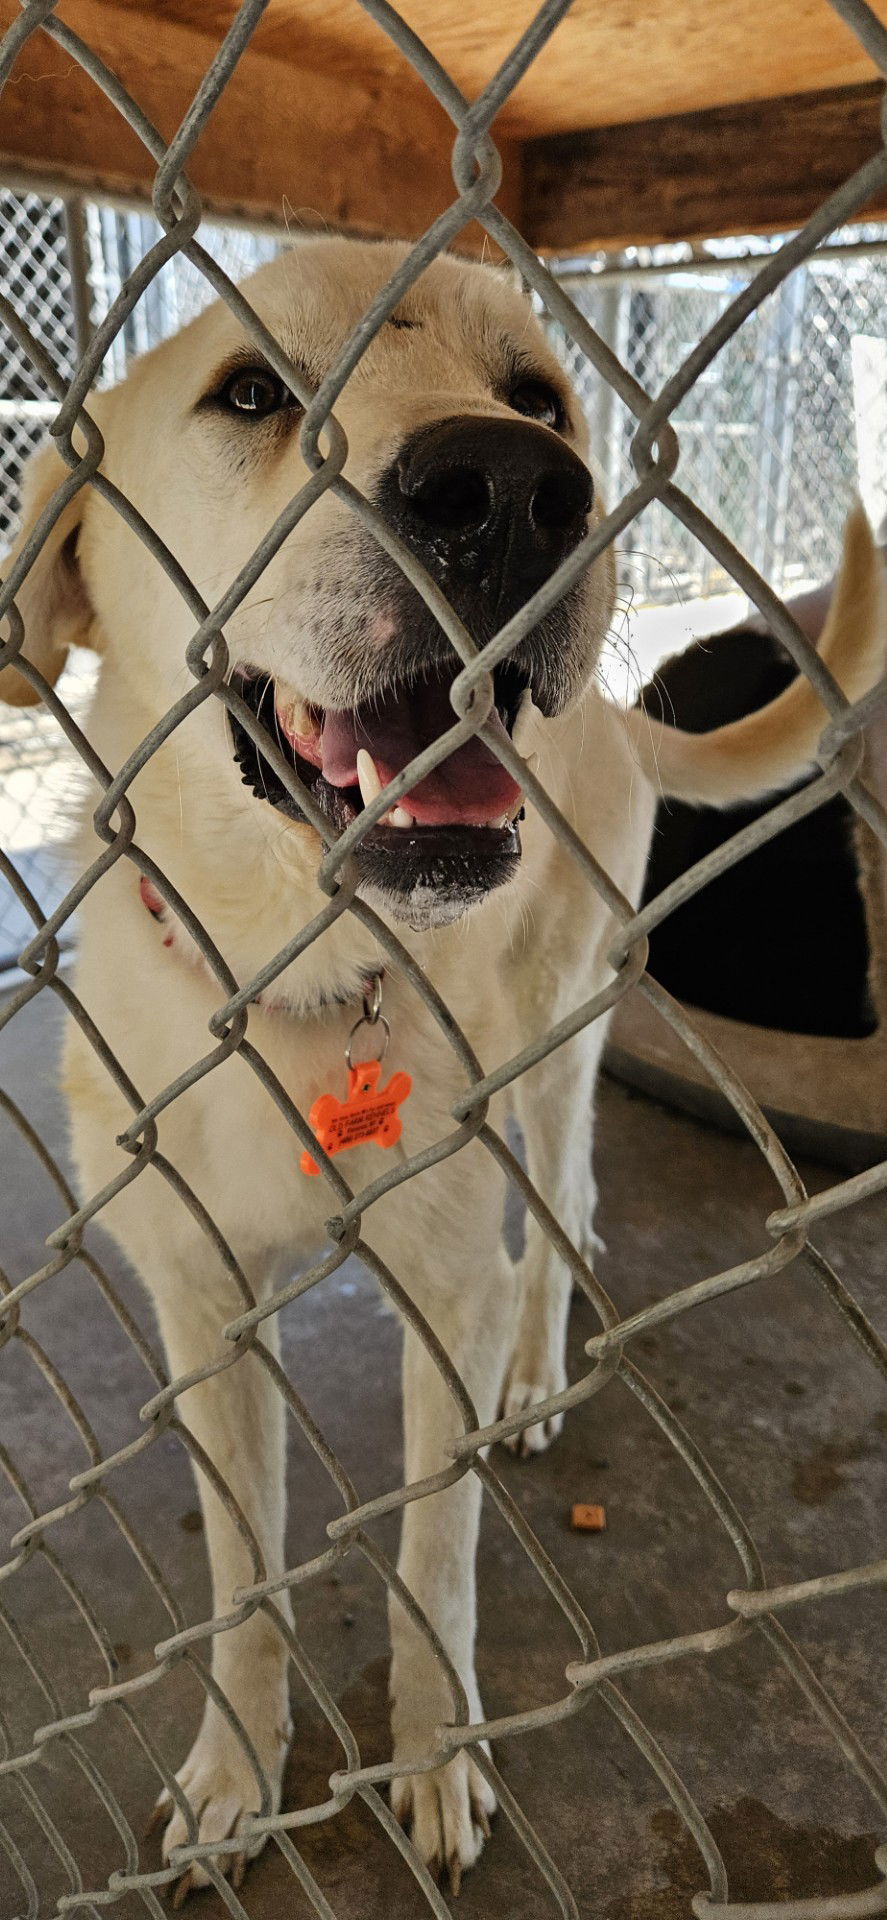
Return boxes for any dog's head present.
[1,237,613,929]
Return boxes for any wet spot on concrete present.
[783,1380,806,1397]
[112,1641,131,1667]
[791,1436,870,1504]
[606,1799,879,1919]
[179,1508,203,1533]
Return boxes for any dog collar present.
[137,876,384,1017]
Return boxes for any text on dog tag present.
[300,1059,412,1176]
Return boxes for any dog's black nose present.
[378,415,593,619]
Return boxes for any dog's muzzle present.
[228,417,595,928]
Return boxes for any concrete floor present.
[1,991,885,1919]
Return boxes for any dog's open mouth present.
[229,660,528,922]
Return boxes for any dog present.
[2,235,883,1895]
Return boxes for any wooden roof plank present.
[51,0,884,136]
[0,0,520,245]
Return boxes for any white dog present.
[2,236,882,1896]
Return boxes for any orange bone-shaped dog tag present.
[300,1059,412,1176]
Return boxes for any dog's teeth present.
[506,794,525,824]
[389,805,415,828]
[279,697,319,742]
[356,748,383,808]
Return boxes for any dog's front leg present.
[502,1021,608,1455]
[148,1282,293,1894]
[366,1166,516,1888]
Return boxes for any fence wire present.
[0,194,277,964]
[4,201,887,962]
[555,221,887,610]
[0,1,886,1917]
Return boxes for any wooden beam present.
[56,0,886,143]
[522,83,887,253]
[0,0,521,248]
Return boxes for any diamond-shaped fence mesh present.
[0,1,886,1916]
[555,226,887,618]
[0,193,77,413]
[8,205,887,961]
[0,197,278,965]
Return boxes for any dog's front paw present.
[499,1367,560,1451]
[392,1748,496,1894]
[153,1706,289,1902]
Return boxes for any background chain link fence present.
[0,0,886,1916]
[0,194,277,967]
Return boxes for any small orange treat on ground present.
[571,1503,606,1532]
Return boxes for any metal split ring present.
[345,1012,390,1071]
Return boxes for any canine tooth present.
[356,748,383,808]
[389,805,414,828]
[506,793,525,824]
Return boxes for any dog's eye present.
[219,368,294,418]
[509,379,566,432]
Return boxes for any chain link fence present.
[6,200,887,959]
[0,193,277,966]
[554,226,887,613]
[0,1,886,1916]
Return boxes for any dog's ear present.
[0,440,97,707]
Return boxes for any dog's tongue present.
[320,670,521,827]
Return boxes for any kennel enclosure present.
[1,2,886,1919]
